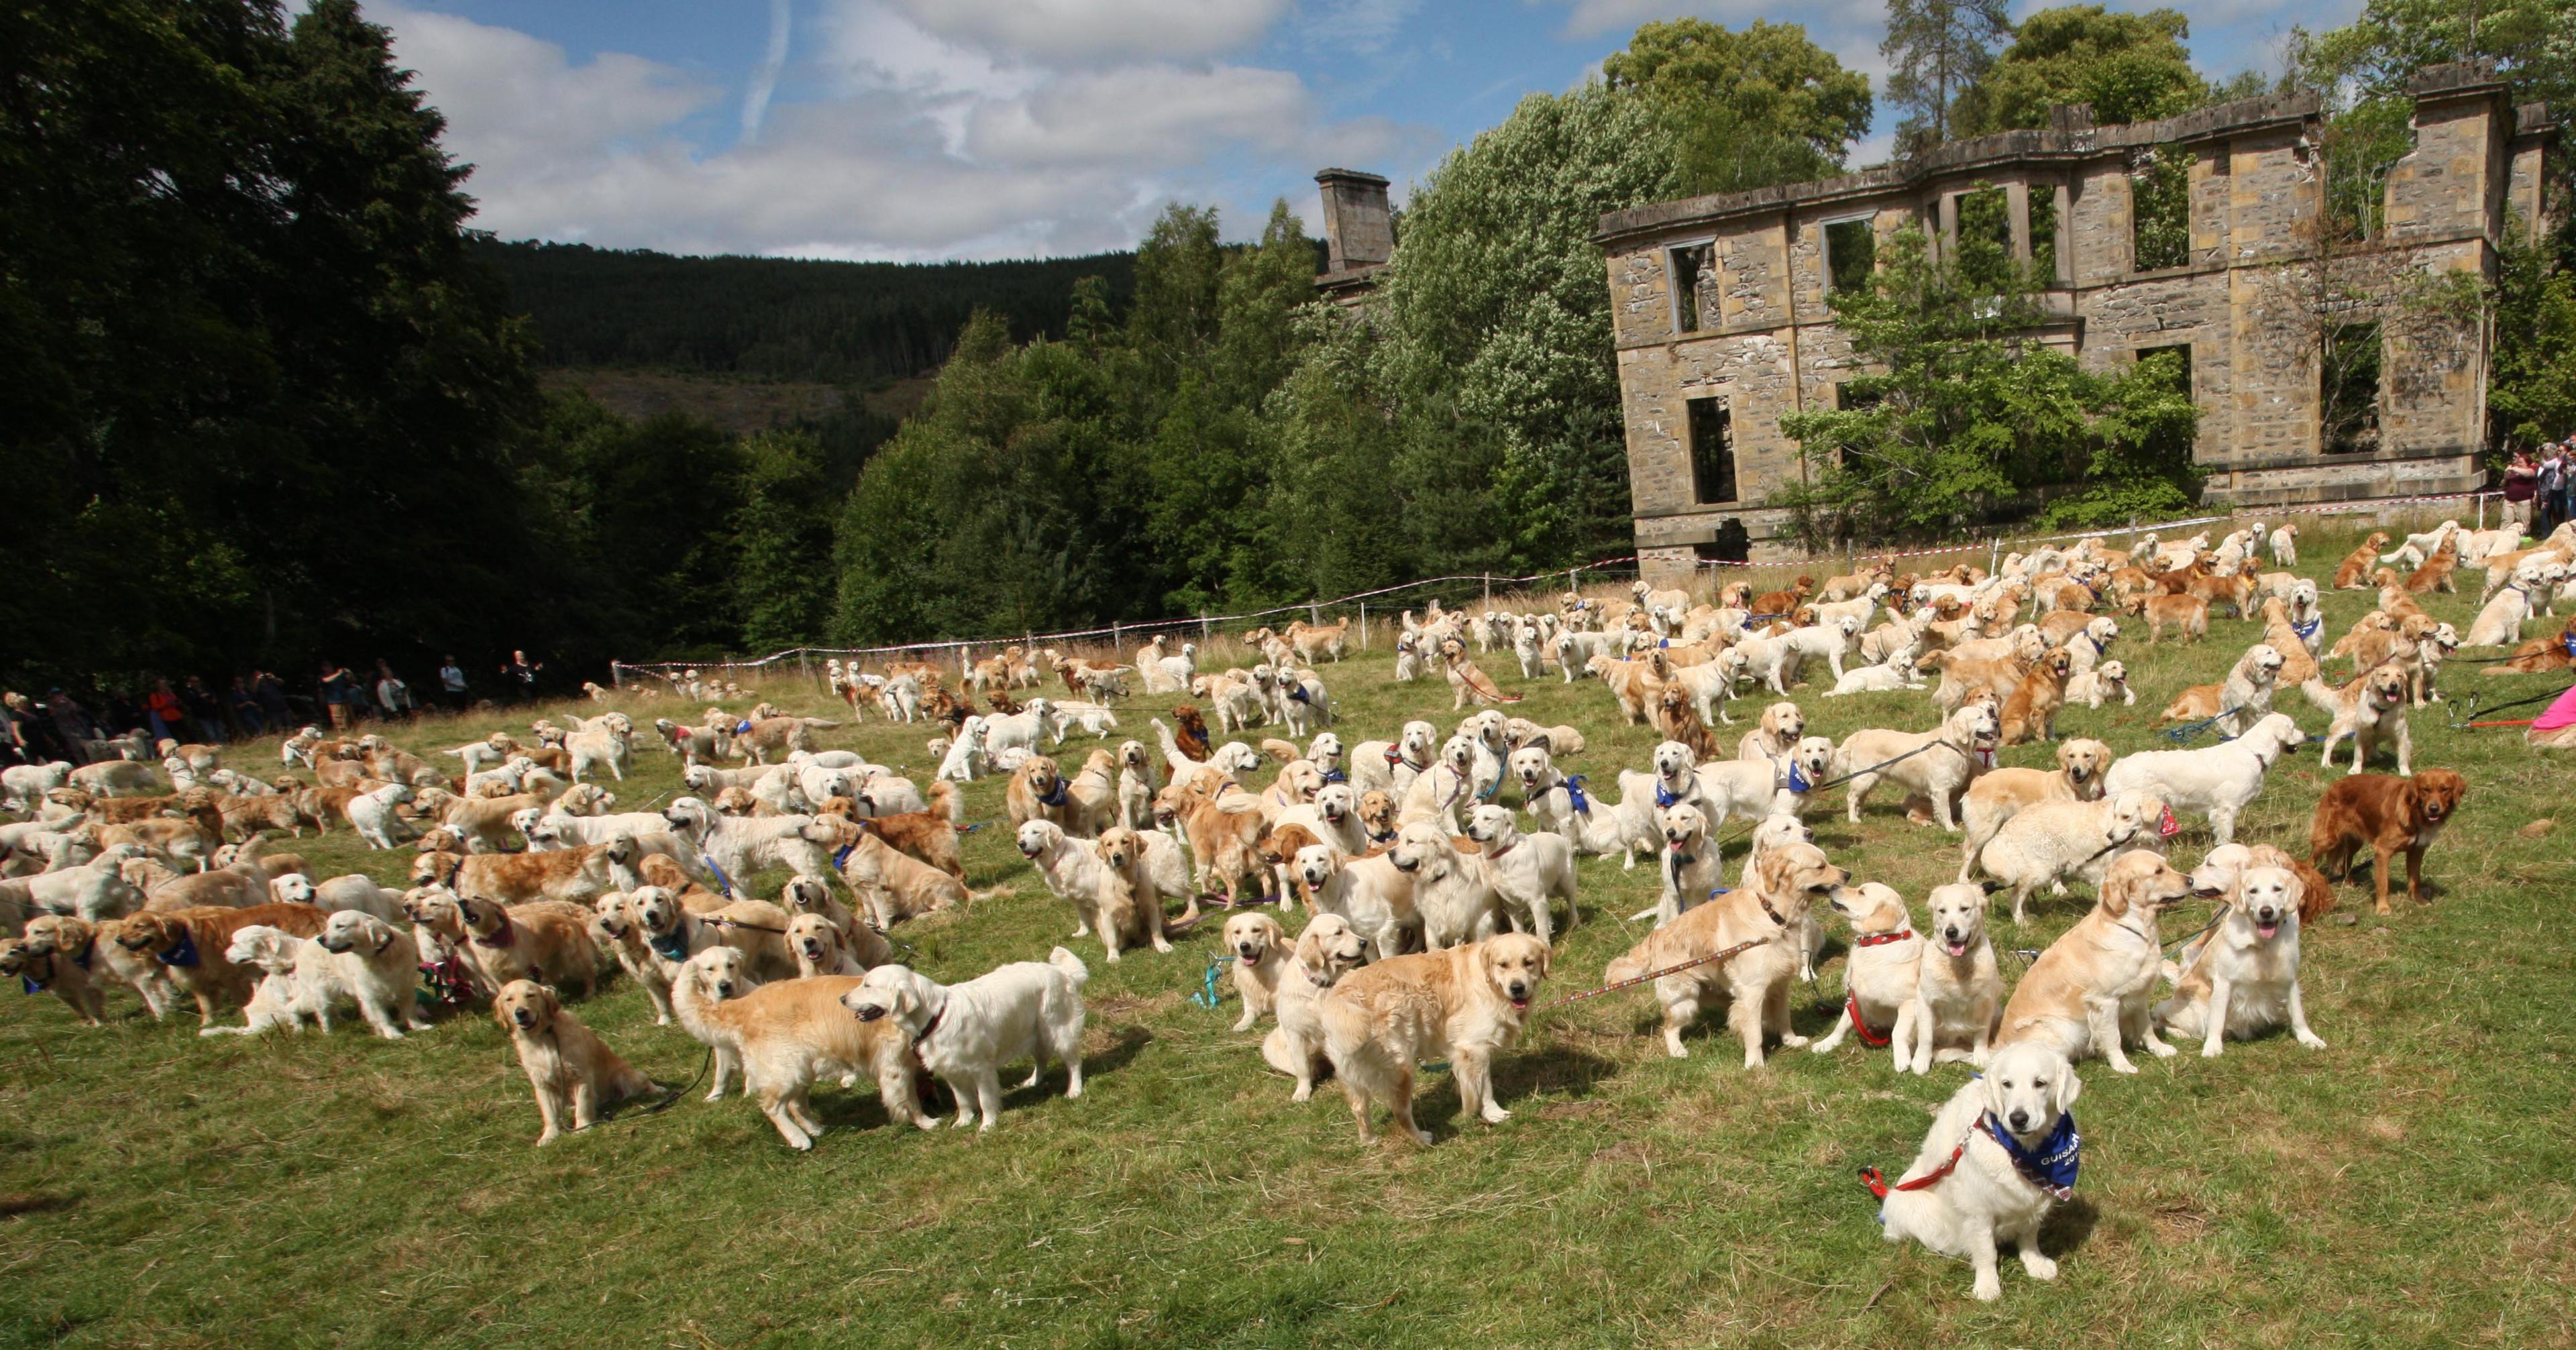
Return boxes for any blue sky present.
[374,0,2351,262]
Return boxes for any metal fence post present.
[1483,573,1492,606]
[1359,602,1368,648]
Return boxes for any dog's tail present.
[2297,675,2342,716]
[1260,1025,1326,1081]
[926,779,962,827]
[1259,738,1301,765]
[1046,946,1091,988]
[1603,919,1700,985]
[797,718,843,729]
[1152,718,1185,767]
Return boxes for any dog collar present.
[1854,929,1914,948]
[473,909,517,950]
[1482,837,1515,860]
[1654,782,1682,809]
[158,928,201,968]
[912,1003,947,1064]
[1759,895,1788,928]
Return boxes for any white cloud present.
[382,1,1430,261]
[876,0,1293,64]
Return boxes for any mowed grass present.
[5,522,2575,1349]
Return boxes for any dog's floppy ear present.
[1529,939,1552,981]
[2099,868,2133,918]
[2053,1062,2083,1113]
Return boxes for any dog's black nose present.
[2008,1109,2030,1131]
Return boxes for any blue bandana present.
[2293,618,2321,642]
[1786,762,1811,794]
[1982,1111,2080,1200]
[1658,638,1671,649]
[1035,777,1071,807]
[1287,685,1311,704]
[735,720,753,736]
[1654,782,1682,809]
[158,929,201,968]
[2565,631,2576,658]
[647,916,692,964]
[834,841,857,870]
[1319,769,1347,784]
[19,976,42,997]
[1563,775,1591,816]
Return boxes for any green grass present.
[5,522,2575,1348]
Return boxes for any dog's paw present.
[1973,1275,2004,1302]
[1779,1032,1810,1049]
[2022,1252,2059,1282]
[1409,1128,1435,1145]
[1479,1105,1510,1125]
[2110,1060,2139,1074]
[2149,1040,2180,1059]
[2297,1031,2328,1050]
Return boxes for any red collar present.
[1854,929,1915,947]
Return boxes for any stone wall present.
[1597,64,2551,577]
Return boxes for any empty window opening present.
[1957,186,2015,292]
[2136,343,2192,400]
[2321,323,2383,455]
[1694,518,1751,564]
[1833,382,1883,469]
[1825,219,1875,298]
[1670,243,1713,333]
[2132,147,2190,272]
[1688,397,1737,504]
[2029,189,2058,281]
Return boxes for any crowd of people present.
[0,651,550,767]
[2500,441,2576,537]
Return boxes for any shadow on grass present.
[2039,1195,2100,1257]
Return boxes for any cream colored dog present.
[1222,910,1290,1032]
[1873,1039,2083,1301]
[1806,881,1921,1063]
[1260,913,1369,1101]
[1317,932,1550,1143]
[1907,882,2004,1073]
[2155,860,2327,1057]
[1997,850,2202,1072]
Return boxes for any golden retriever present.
[1260,913,1370,1101]
[494,980,657,1145]
[105,902,329,1026]
[1318,932,1550,1143]
[666,952,928,1149]
[1996,850,2200,1072]
[1605,842,1844,1064]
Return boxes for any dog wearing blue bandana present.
[1874,1039,2083,1301]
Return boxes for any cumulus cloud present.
[380,1,1438,260]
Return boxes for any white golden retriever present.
[1873,1039,2083,1302]
[2100,712,2304,844]
[843,948,1090,1131]
[2155,857,2328,1057]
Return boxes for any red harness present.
[1844,991,1892,1048]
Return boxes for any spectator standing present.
[1,692,34,767]
[180,677,224,742]
[145,679,187,745]
[45,689,97,764]
[501,650,542,704]
[2540,443,2571,539]
[227,676,266,737]
[254,670,293,731]
[438,655,470,710]
[319,663,358,730]
[374,660,415,722]
[2502,449,2538,535]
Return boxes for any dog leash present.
[1534,937,1769,1010]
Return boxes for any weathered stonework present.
[1597,63,2557,576]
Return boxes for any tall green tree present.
[0,0,547,685]
[1776,227,2200,541]
[1601,19,1874,194]
[1882,0,2013,152]
[729,431,835,653]
[1953,5,2208,134]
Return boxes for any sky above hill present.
[372,0,2354,262]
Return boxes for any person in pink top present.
[2528,683,2576,750]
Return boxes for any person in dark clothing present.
[319,663,358,730]
[1,693,34,767]
[437,655,470,710]
[501,651,543,703]
[181,677,225,742]
[227,677,266,737]
[254,671,292,730]
[45,689,97,765]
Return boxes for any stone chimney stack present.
[1314,168,1393,274]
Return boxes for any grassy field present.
[5,521,2574,1349]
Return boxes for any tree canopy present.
[1953,5,2208,134]
[1601,19,1874,194]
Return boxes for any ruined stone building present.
[1591,62,2555,574]
[1313,168,1393,306]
